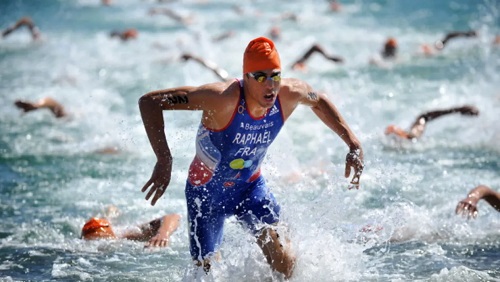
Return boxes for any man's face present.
[245,69,281,109]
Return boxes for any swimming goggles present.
[247,72,281,83]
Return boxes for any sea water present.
[0,0,499,281]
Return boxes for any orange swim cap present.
[243,37,281,74]
[385,38,397,48]
[81,217,116,240]
[123,28,138,39]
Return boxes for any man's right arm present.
[138,91,174,205]
[138,82,234,205]
[138,85,224,160]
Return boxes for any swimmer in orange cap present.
[291,43,344,72]
[382,38,398,59]
[2,16,41,41]
[384,105,479,140]
[81,214,180,248]
[138,36,364,278]
[456,185,500,219]
[14,97,67,118]
[81,218,116,240]
[369,37,399,67]
[109,28,138,41]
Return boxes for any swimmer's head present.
[123,28,138,40]
[382,38,397,58]
[81,217,116,240]
[243,37,281,74]
[385,38,397,48]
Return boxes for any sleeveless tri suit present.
[185,79,285,260]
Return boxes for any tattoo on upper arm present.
[163,94,189,105]
[307,92,318,101]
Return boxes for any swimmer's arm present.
[2,17,28,37]
[407,105,479,138]
[37,97,66,118]
[2,17,40,40]
[138,82,233,158]
[291,44,325,69]
[461,185,500,212]
[440,30,477,47]
[14,97,66,118]
[293,45,317,65]
[385,125,413,139]
[412,105,478,126]
[139,81,235,111]
[291,82,363,184]
[456,185,500,218]
[123,214,181,242]
[2,23,19,37]
[311,44,343,63]
[149,8,190,24]
[145,214,181,247]
[181,53,229,82]
[299,86,362,154]
[291,44,343,69]
[481,188,500,212]
[139,82,238,205]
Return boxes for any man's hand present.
[14,100,38,112]
[142,158,172,206]
[181,53,193,61]
[458,105,479,116]
[455,198,479,219]
[345,148,364,189]
[145,233,170,248]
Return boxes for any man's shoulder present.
[280,78,310,95]
[196,80,239,112]
[201,79,238,94]
[282,77,309,87]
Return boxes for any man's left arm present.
[305,90,364,187]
